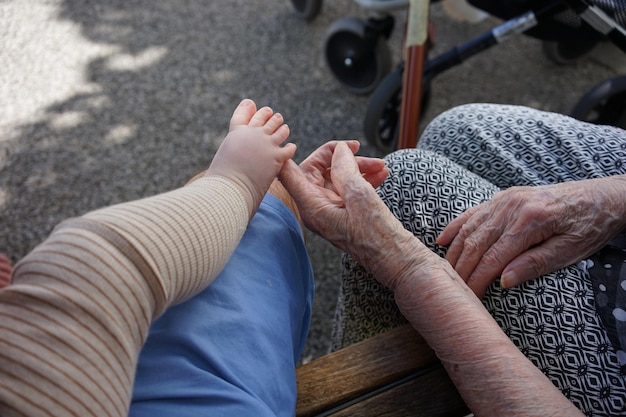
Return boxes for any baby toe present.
[229,99,258,130]
[264,112,285,133]
[249,106,274,127]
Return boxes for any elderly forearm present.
[378,239,583,417]
[595,174,626,234]
[0,176,249,417]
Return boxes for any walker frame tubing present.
[397,0,578,149]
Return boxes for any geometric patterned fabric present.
[333,103,626,415]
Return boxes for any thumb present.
[500,239,563,288]
[330,142,364,196]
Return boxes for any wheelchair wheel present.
[541,39,599,65]
[324,17,392,95]
[290,0,322,22]
[570,75,626,129]
[364,67,431,153]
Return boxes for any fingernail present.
[500,271,517,288]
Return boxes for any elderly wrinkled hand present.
[279,141,417,284]
[278,140,387,246]
[437,175,626,297]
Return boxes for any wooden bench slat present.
[329,366,469,417]
[296,324,458,416]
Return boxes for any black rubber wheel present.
[324,17,392,95]
[542,39,600,65]
[571,75,626,129]
[364,67,431,154]
[290,0,322,22]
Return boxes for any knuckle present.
[519,203,545,222]
[462,235,481,255]
[481,249,503,269]
[457,223,473,240]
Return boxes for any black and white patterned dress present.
[333,103,626,415]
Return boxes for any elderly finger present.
[464,234,525,296]
[331,142,362,184]
[279,159,311,200]
[363,168,390,189]
[500,238,568,288]
[449,224,486,279]
[355,156,389,187]
[437,206,479,247]
[443,220,475,270]
[298,141,360,174]
[450,215,509,281]
[355,156,386,173]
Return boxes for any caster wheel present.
[324,17,392,95]
[571,75,626,129]
[364,67,431,153]
[542,39,599,65]
[290,0,322,22]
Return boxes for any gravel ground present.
[0,0,623,362]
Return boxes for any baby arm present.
[0,99,293,417]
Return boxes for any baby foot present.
[206,99,296,217]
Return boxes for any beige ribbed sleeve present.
[0,175,249,417]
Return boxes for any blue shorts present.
[130,194,315,417]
